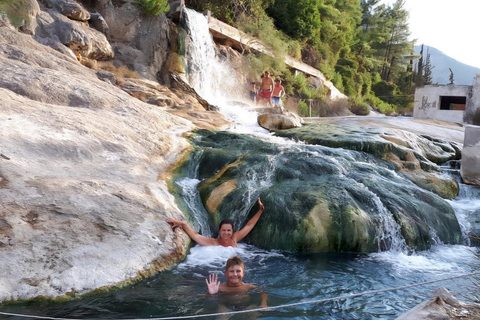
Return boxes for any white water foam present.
[448,197,480,245]
[176,243,283,271]
[366,244,478,273]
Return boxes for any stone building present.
[413,76,480,125]
[414,77,480,186]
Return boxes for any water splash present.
[447,184,480,246]
[176,243,283,271]
[175,177,213,236]
[362,183,408,252]
[366,244,476,273]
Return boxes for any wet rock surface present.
[174,128,463,253]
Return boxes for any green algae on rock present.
[171,128,462,253]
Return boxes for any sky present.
[380,0,480,68]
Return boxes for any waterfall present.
[175,178,213,236]
[182,8,243,106]
[448,178,480,246]
[371,192,408,252]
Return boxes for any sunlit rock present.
[35,9,113,61]
[396,287,480,320]
[257,109,303,130]
[0,26,208,301]
[44,0,91,21]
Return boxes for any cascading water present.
[182,8,243,106]
[448,176,480,246]
[182,8,217,100]
[369,187,408,252]
[177,9,451,253]
[181,8,265,133]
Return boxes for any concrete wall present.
[461,125,480,186]
[464,76,480,124]
[413,84,470,124]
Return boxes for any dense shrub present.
[299,99,318,117]
[135,0,169,16]
[371,80,397,104]
[348,98,370,115]
[364,93,395,115]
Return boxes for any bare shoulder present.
[244,283,257,291]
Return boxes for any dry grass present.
[80,58,98,69]
[128,91,148,101]
[97,61,141,79]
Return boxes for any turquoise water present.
[2,243,479,319]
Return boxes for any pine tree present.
[423,51,433,85]
[415,44,424,86]
[449,68,454,84]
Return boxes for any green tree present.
[423,51,433,85]
[449,68,454,84]
[185,0,274,24]
[415,44,424,86]
[267,0,321,41]
[361,0,413,83]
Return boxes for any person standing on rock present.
[248,81,257,103]
[257,71,274,107]
[166,198,265,247]
[271,79,285,110]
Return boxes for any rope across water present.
[1,272,478,320]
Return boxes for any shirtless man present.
[271,79,285,110]
[257,71,274,107]
[166,198,265,247]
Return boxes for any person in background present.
[271,79,285,110]
[248,82,257,103]
[257,71,273,107]
[166,198,265,247]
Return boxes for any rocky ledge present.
[0,15,229,300]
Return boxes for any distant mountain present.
[414,45,480,85]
